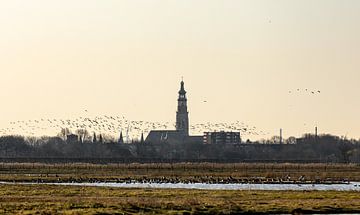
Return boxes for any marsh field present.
[0,163,360,214]
[0,162,359,183]
[0,184,360,214]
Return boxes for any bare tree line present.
[0,132,359,163]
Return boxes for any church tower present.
[176,80,189,136]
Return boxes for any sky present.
[0,0,359,140]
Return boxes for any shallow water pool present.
[2,181,360,191]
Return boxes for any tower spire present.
[176,79,189,136]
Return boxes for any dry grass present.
[0,184,359,214]
[0,163,359,214]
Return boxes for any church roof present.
[145,130,186,144]
[145,130,203,144]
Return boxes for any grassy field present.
[0,162,359,183]
[0,163,359,214]
[0,184,359,214]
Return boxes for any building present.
[145,130,187,144]
[176,80,189,136]
[145,80,202,144]
[203,131,241,144]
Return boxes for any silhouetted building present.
[146,80,202,144]
[203,131,241,144]
[176,80,189,136]
[146,130,186,144]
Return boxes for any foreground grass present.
[0,184,359,214]
[0,163,359,183]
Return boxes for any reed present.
[0,162,359,183]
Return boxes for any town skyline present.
[1,1,360,140]
[0,79,355,142]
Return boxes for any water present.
[2,181,360,191]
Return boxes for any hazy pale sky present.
[1,0,359,139]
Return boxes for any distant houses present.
[203,131,241,144]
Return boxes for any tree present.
[118,131,124,144]
[140,133,144,143]
[58,128,71,140]
[270,136,281,144]
[99,134,103,143]
[93,132,97,143]
[338,141,353,163]
[286,136,297,145]
[75,129,90,142]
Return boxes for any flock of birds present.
[0,115,268,141]
[0,88,322,140]
[288,88,321,95]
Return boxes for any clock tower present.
[176,80,189,136]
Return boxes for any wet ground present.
[2,181,360,191]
